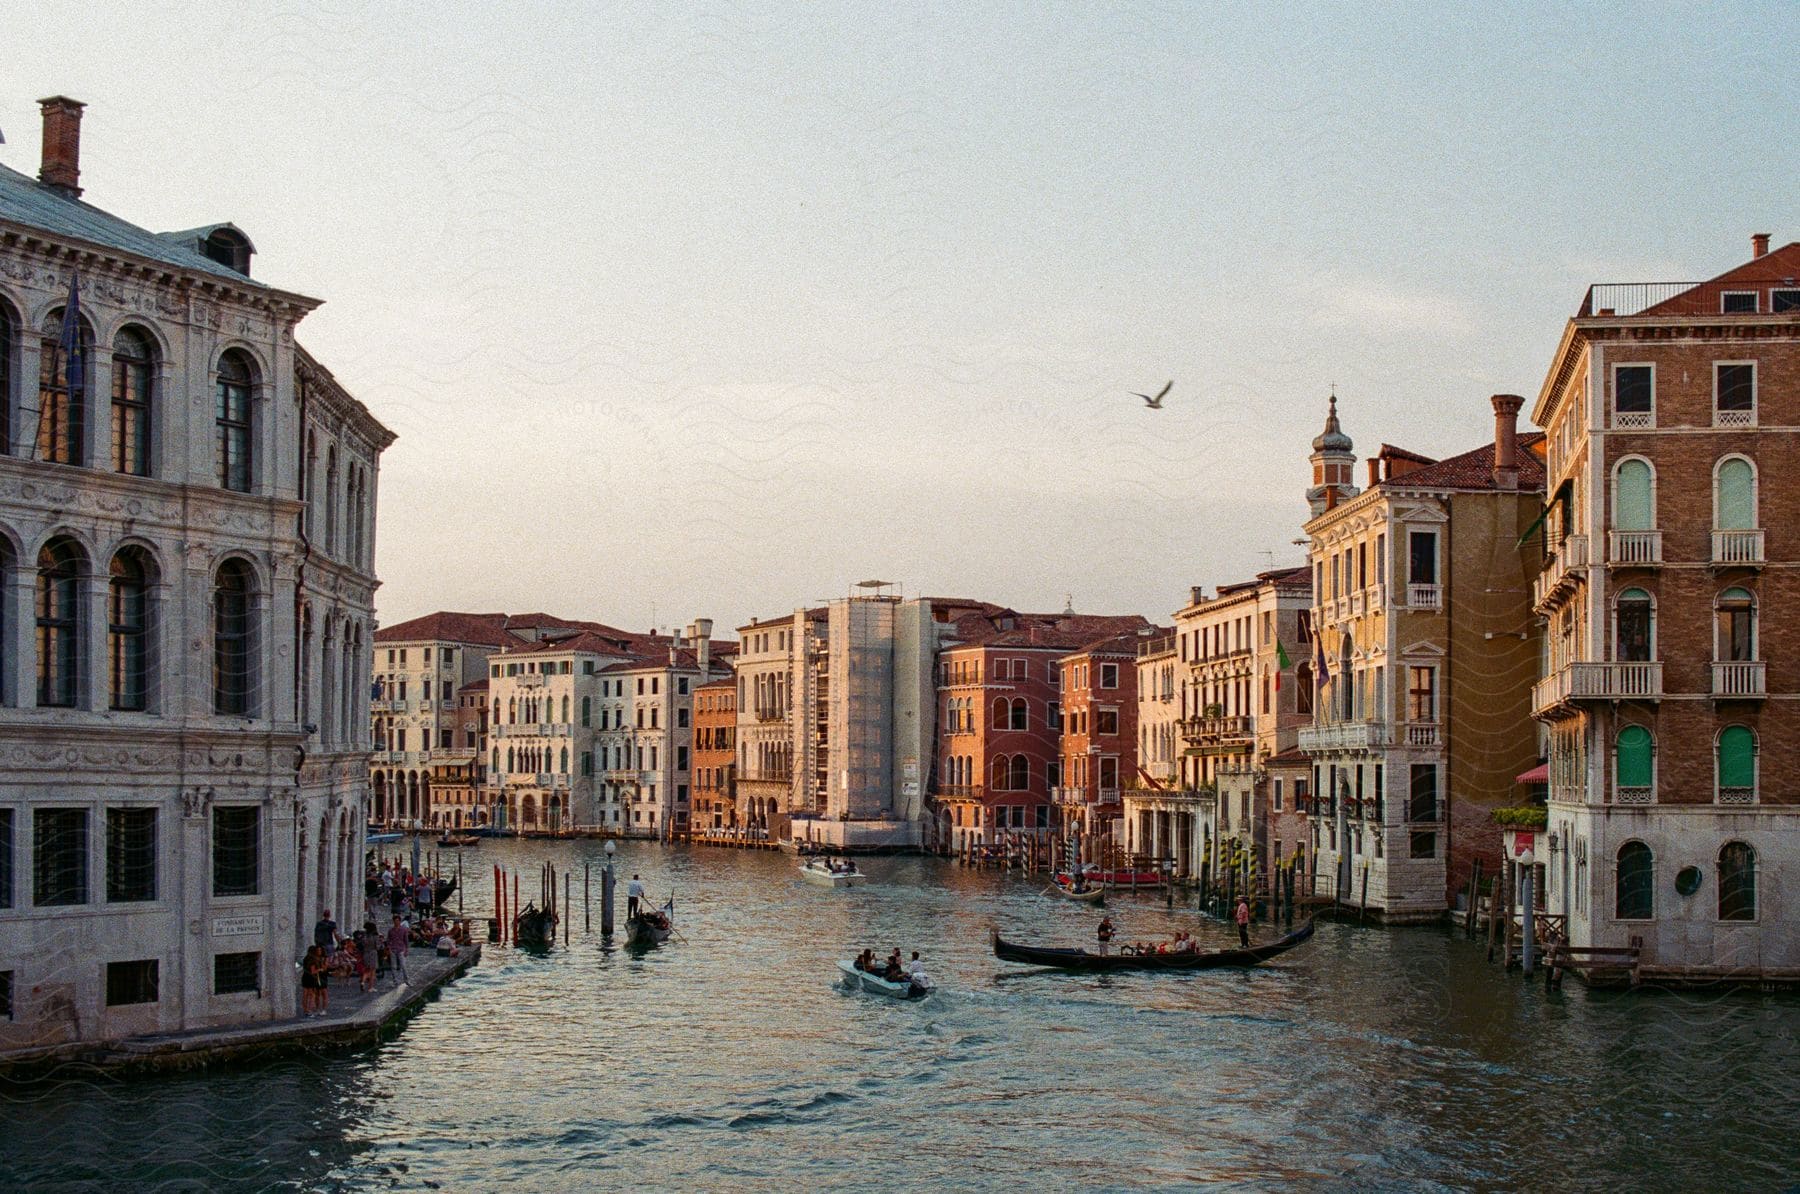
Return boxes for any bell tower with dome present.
[1306,391,1359,517]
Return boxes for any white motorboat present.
[836,960,931,1000]
[800,859,868,887]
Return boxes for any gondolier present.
[1097,916,1115,955]
[1235,897,1251,947]
[627,874,645,917]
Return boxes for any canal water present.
[5,839,1797,1191]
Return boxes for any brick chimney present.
[1367,458,1381,486]
[38,96,86,198]
[1751,233,1771,259]
[1491,393,1524,491]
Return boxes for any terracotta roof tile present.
[1377,432,1546,493]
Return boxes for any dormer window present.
[1720,291,1757,314]
[203,227,252,276]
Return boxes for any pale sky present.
[9,3,1796,636]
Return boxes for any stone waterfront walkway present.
[2,909,483,1079]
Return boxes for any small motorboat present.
[992,919,1316,973]
[366,832,403,845]
[438,834,479,848]
[800,858,868,887]
[625,899,674,949]
[836,960,931,1000]
[1051,878,1105,904]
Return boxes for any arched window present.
[1715,587,1755,663]
[1714,457,1756,530]
[991,697,1008,730]
[1614,458,1654,531]
[215,351,254,492]
[1717,725,1756,802]
[1719,841,1756,921]
[561,695,570,723]
[1009,755,1029,791]
[302,431,317,540]
[108,548,152,711]
[0,538,12,699]
[505,746,514,772]
[36,537,84,707]
[991,754,1009,790]
[212,559,255,715]
[110,326,154,476]
[38,306,92,465]
[560,747,569,773]
[508,697,517,723]
[1010,697,1027,730]
[1616,841,1653,920]
[1616,588,1653,662]
[1615,725,1653,802]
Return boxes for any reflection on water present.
[5,840,1798,1190]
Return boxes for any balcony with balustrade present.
[1608,530,1662,566]
[1712,661,1766,699]
[1712,529,1765,568]
[1406,584,1441,611]
[1532,661,1664,718]
[1403,722,1441,748]
[1178,713,1254,749]
[1531,534,1588,613]
[1297,720,1392,753]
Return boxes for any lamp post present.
[602,837,616,936]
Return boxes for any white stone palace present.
[0,97,391,1053]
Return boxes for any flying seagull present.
[1133,381,1172,409]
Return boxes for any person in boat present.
[627,874,645,918]
[1235,896,1251,948]
[906,952,932,993]
[882,954,906,982]
[1096,916,1115,955]
[1070,871,1089,894]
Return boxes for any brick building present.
[1531,236,1800,979]
[934,610,1150,857]
[692,677,737,833]
[1055,631,1153,865]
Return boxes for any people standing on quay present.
[386,916,412,986]
[301,946,327,1017]
[1235,897,1251,948]
[360,922,381,993]
[314,909,340,955]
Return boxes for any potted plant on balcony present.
[1203,703,1224,719]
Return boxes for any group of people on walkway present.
[302,908,418,1017]
[365,860,440,923]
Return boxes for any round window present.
[1675,865,1703,897]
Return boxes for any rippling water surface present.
[6,839,1798,1191]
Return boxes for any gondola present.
[515,901,556,950]
[625,899,674,950]
[992,919,1314,972]
[433,878,458,907]
[438,834,479,848]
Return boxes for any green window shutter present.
[1616,460,1653,531]
[1716,459,1754,530]
[1616,726,1653,787]
[1718,726,1755,789]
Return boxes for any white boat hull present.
[800,865,867,887]
[837,960,929,999]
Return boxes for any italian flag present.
[1275,640,1291,690]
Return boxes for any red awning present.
[1515,763,1549,784]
